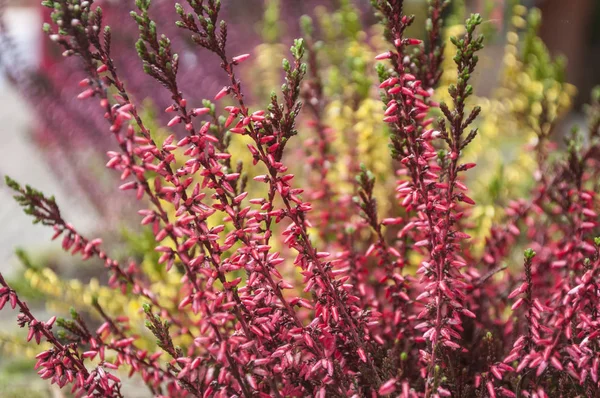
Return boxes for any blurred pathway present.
[0,82,97,277]
[0,7,96,278]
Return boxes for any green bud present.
[299,63,307,75]
[149,21,157,36]
[524,248,536,261]
[465,85,473,97]
[426,18,433,33]
[300,15,313,36]
[528,8,541,30]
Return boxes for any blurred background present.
[0,0,599,396]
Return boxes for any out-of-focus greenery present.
[456,4,575,251]
[0,0,579,393]
[251,0,287,101]
[0,358,49,398]
[0,326,51,397]
[306,0,392,215]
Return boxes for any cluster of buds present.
[372,2,485,394]
[1,273,123,397]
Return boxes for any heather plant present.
[0,0,332,221]
[1,1,599,397]
[441,3,577,247]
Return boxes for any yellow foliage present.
[0,331,51,359]
[434,5,575,252]
[19,259,193,352]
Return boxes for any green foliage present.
[314,2,372,100]
[260,0,282,43]
[5,176,60,226]
[0,363,48,398]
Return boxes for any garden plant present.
[0,0,599,397]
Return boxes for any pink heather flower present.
[77,88,95,99]
[378,378,397,395]
[375,51,392,60]
[405,38,422,45]
[232,53,251,64]
[167,115,181,127]
[192,107,211,116]
[384,102,398,116]
[214,86,230,101]
[487,381,497,398]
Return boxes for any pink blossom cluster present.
[1,0,599,397]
